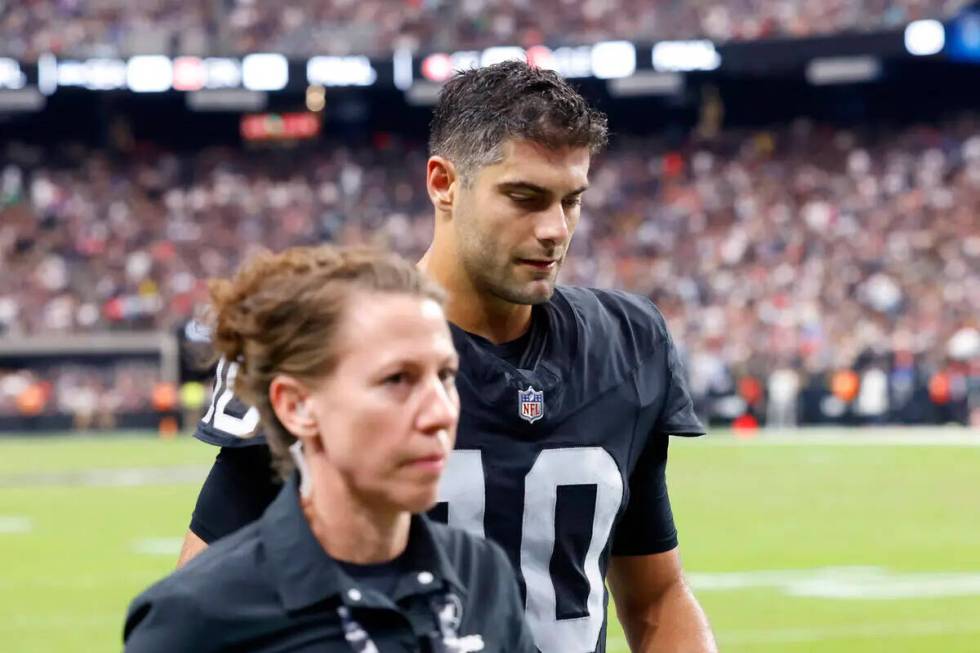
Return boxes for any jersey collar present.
[259,475,467,612]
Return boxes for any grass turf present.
[1,431,978,652]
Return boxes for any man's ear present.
[426,155,458,214]
[269,375,318,440]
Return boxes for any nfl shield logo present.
[518,386,544,424]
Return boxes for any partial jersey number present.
[201,359,261,438]
[438,447,623,653]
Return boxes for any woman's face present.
[308,292,459,514]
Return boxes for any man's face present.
[452,139,591,305]
[308,292,460,514]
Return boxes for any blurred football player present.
[181,61,716,653]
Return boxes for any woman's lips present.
[405,454,446,473]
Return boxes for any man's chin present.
[505,280,555,305]
[480,270,558,305]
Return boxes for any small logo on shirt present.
[438,593,463,632]
[437,593,484,652]
[518,386,544,423]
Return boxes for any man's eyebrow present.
[496,181,589,196]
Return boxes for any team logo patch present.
[518,386,544,424]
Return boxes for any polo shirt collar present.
[259,474,467,612]
[399,513,468,600]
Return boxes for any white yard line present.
[689,566,980,600]
[130,537,185,556]
[0,465,210,488]
[722,619,980,644]
[0,516,32,534]
[690,428,980,447]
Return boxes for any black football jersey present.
[194,286,704,653]
[196,356,263,448]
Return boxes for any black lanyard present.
[337,605,380,653]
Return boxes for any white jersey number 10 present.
[438,447,624,653]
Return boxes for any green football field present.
[1,430,979,652]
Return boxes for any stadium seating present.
[0,0,968,60]
[2,121,977,423]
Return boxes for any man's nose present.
[534,203,571,247]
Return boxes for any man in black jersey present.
[181,61,717,653]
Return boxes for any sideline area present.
[1,429,979,653]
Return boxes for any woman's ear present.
[269,375,318,439]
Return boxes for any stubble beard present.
[455,212,560,306]
[463,250,560,306]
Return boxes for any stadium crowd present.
[0,0,968,61]
[0,361,163,426]
[1,119,978,425]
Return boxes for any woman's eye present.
[383,372,408,386]
[439,368,458,383]
[563,197,582,208]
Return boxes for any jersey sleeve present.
[655,327,706,437]
[612,303,703,556]
[189,446,282,543]
[195,357,267,448]
[611,433,677,555]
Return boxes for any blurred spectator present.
[766,366,800,428]
[179,379,207,429]
[0,117,978,426]
[856,366,889,424]
[0,0,970,61]
[0,363,160,421]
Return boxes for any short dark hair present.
[429,60,608,180]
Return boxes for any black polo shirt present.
[124,477,536,652]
